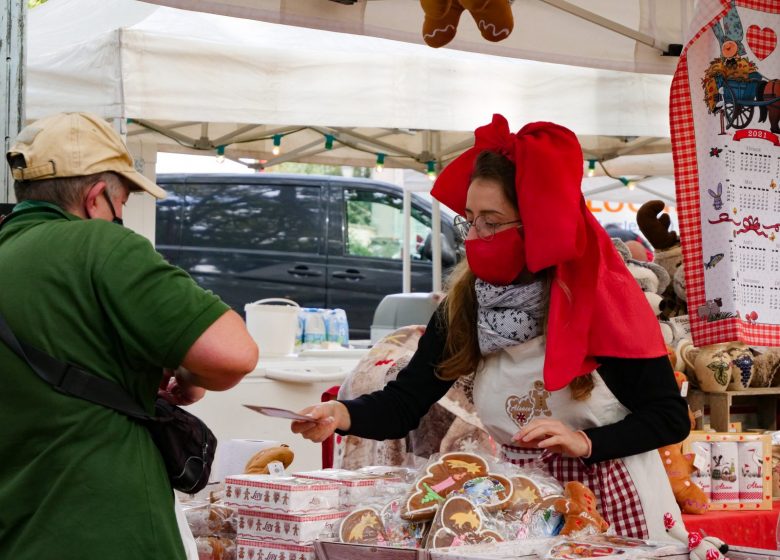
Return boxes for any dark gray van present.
[155,174,461,338]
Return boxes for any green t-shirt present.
[0,201,229,559]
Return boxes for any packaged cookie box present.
[237,538,315,560]
[237,508,347,544]
[293,469,403,507]
[224,475,340,514]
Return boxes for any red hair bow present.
[431,115,666,391]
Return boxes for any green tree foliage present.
[269,162,342,176]
[29,0,49,7]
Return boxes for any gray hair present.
[14,172,125,212]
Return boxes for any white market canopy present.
[26,0,681,202]
[143,0,692,75]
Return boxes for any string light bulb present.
[324,134,334,150]
[426,161,437,181]
[375,153,385,173]
[587,159,596,178]
[215,145,226,164]
[272,134,282,156]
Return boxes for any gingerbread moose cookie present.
[402,452,513,521]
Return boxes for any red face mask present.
[465,226,526,285]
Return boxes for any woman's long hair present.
[437,150,594,400]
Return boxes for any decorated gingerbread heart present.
[428,496,504,549]
[339,508,387,545]
[505,475,543,515]
[402,452,513,521]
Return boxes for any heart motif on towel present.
[747,25,777,60]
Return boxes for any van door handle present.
[287,266,322,277]
[332,269,365,281]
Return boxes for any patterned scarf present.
[475,278,547,355]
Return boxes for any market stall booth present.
[22,1,780,558]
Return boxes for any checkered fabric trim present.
[711,491,740,500]
[501,445,648,539]
[671,0,780,347]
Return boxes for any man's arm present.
[178,310,259,391]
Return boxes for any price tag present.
[693,450,709,473]
[267,460,285,476]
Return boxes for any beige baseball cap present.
[6,112,166,199]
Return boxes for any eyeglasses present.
[453,215,523,241]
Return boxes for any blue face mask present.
[102,191,124,226]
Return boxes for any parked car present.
[155,173,461,339]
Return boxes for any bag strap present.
[0,312,152,421]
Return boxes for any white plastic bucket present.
[244,298,300,357]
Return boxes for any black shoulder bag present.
[0,313,216,493]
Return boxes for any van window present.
[344,188,432,261]
[185,183,322,252]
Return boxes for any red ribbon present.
[735,215,769,238]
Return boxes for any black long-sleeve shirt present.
[340,309,691,464]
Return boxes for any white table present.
[188,350,367,474]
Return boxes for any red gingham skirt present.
[502,445,649,539]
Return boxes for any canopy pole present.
[402,189,412,293]
[539,0,670,53]
[430,131,442,293]
[2,0,25,204]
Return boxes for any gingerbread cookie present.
[244,445,294,474]
[554,482,609,536]
[506,475,543,515]
[339,508,387,545]
[548,541,623,560]
[528,494,565,537]
[428,496,504,549]
[402,452,513,521]
[379,499,426,549]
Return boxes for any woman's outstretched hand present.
[512,418,591,458]
[290,401,351,443]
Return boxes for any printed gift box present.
[237,508,347,544]
[294,468,403,508]
[224,475,340,514]
[236,538,314,560]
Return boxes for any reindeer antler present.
[637,200,680,250]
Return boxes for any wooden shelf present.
[687,387,780,432]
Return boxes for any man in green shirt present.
[0,113,259,559]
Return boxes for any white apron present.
[472,336,682,541]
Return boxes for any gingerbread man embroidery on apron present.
[505,380,552,428]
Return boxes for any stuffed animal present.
[421,0,514,48]
[637,200,687,320]
[657,372,709,514]
[753,347,780,387]
[664,513,729,560]
[553,482,609,536]
[612,238,670,317]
